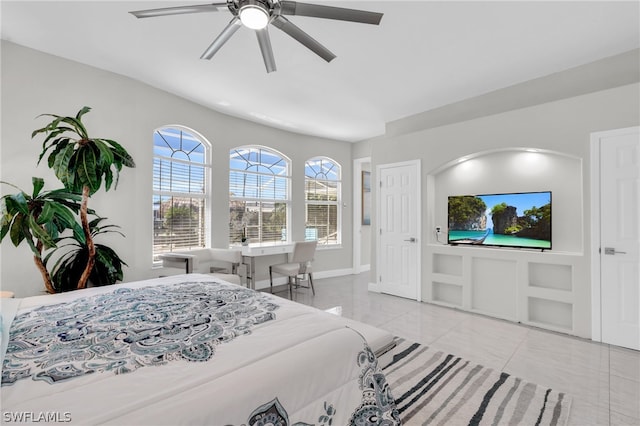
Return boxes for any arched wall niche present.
[427,147,583,254]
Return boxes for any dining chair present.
[269,240,317,298]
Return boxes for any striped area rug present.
[382,338,572,425]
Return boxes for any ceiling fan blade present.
[271,16,335,63]
[200,17,243,60]
[256,28,277,73]
[130,2,228,19]
[279,1,383,25]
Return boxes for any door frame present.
[589,126,639,342]
[375,159,422,302]
[353,157,371,275]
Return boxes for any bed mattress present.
[1,274,399,425]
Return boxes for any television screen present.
[448,191,551,250]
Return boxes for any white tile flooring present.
[271,272,640,426]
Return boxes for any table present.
[159,246,294,290]
[158,253,233,276]
[241,244,293,289]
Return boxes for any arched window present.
[305,157,341,245]
[153,126,211,262]
[229,146,290,245]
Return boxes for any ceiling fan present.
[130,0,383,73]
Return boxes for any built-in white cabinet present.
[427,244,586,337]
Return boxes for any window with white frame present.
[152,127,210,262]
[229,146,290,245]
[305,157,341,245]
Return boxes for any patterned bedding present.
[1,274,400,425]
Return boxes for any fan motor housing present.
[229,0,275,17]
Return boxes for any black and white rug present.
[382,338,571,425]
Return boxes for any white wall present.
[367,81,639,272]
[360,82,640,338]
[0,41,354,297]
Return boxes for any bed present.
[1,274,400,425]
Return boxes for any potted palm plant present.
[32,106,135,290]
[0,106,135,293]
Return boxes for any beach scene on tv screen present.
[448,192,551,249]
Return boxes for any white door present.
[600,128,640,350]
[377,161,420,300]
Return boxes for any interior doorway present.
[376,160,421,301]
[353,157,371,275]
[591,126,640,350]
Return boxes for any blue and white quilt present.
[3,282,278,385]
[1,274,399,425]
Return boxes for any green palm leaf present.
[52,144,75,186]
[47,201,80,230]
[9,214,25,246]
[38,200,55,224]
[0,201,12,241]
[44,138,69,167]
[28,214,56,249]
[76,146,99,193]
[105,139,136,168]
[6,193,29,215]
[104,167,114,192]
[32,177,45,198]
[93,139,115,166]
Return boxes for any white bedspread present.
[1,274,399,425]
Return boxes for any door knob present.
[404,237,417,242]
[604,247,627,255]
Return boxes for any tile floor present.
[271,272,640,426]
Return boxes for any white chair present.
[269,240,317,298]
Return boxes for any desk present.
[158,253,196,274]
[241,244,293,289]
[158,252,237,278]
[160,246,293,290]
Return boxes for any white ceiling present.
[2,1,639,142]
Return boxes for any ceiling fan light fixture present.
[130,0,384,72]
[239,2,270,30]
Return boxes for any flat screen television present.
[448,191,551,250]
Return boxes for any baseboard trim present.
[314,268,354,280]
[368,282,382,293]
[253,267,356,290]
